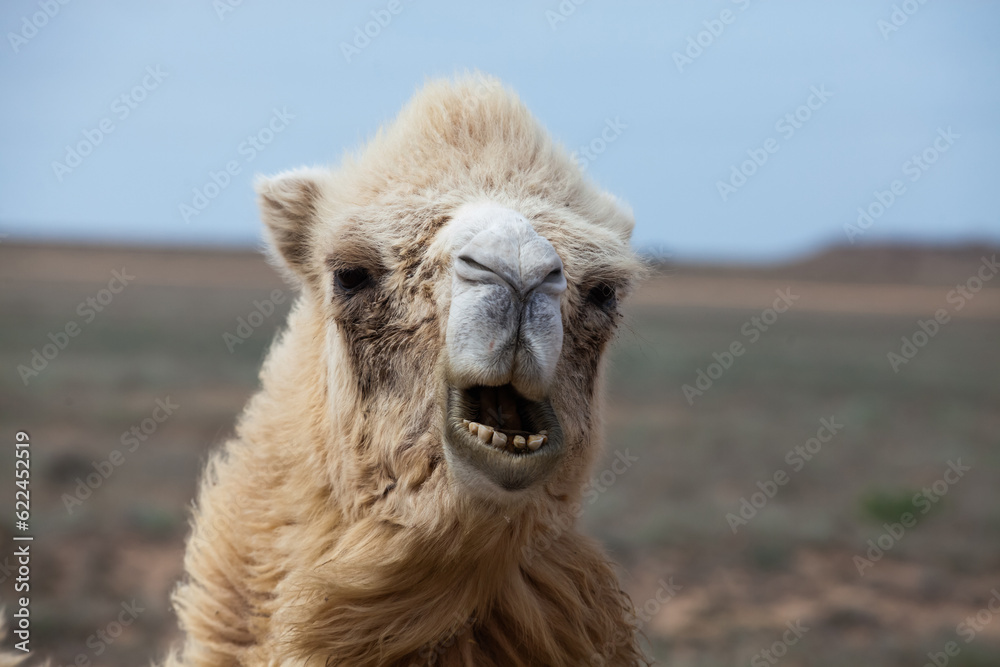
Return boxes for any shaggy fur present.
[161,74,648,666]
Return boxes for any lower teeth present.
[461,421,547,453]
[526,435,546,451]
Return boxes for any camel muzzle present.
[444,202,567,403]
[441,202,569,493]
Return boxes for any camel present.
[158,74,648,666]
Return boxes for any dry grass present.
[0,242,997,666]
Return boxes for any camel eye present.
[587,283,617,309]
[334,267,371,294]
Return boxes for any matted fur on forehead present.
[256,74,640,289]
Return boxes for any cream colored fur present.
[155,74,649,666]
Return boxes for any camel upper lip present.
[444,384,564,492]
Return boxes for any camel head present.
[254,75,641,521]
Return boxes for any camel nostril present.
[455,251,521,293]
[538,266,565,291]
[455,249,565,297]
[452,210,566,298]
[457,255,497,276]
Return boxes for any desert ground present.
[0,242,998,666]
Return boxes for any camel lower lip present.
[444,384,564,491]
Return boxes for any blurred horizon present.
[1,231,998,270]
[2,0,998,262]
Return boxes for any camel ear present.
[255,168,325,282]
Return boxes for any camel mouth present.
[444,384,564,492]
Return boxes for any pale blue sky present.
[1,0,997,261]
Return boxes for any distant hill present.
[652,243,1000,287]
[1,240,997,289]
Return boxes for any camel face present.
[163,77,648,665]
[255,75,642,511]
[443,201,569,494]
